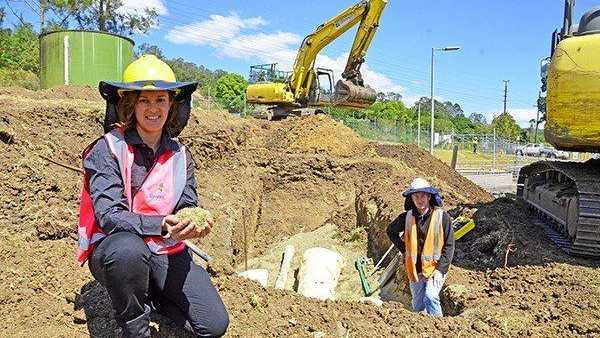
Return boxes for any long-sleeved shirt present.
[83,128,198,236]
[386,208,455,274]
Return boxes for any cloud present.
[121,0,168,15]
[165,14,267,46]
[164,14,404,95]
[223,32,301,63]
[400,95,422,107]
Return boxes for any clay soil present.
[0,86,599,337]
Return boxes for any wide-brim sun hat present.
[98,54,198,137]
[402,177,440,197]
[402,177,443,210]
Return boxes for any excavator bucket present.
[333,79,377,108]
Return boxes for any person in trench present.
[386,178,454,316]
[75,55,229,337]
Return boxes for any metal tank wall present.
[39,30,134,89]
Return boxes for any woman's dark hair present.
[116,91,182,132]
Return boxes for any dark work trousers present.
[89,232,229,337]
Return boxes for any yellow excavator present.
[517,0,600,257]
[245,0,387,119]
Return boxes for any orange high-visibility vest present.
[76,128,187,265]
[403,207,444,282]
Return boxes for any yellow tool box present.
[452,216,476,240]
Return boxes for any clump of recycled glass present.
[176,207,213,230]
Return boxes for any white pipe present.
[63,35,70,85]
[297,247,343,300]
[275,245,295,289]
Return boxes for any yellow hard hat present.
[122,54,177,84]
[98,54,199,137]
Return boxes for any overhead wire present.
[158,15,535,107]
[147,2,539,109]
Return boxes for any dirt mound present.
[0,85,102,101]
[1,89,598,337]
[266,114,370,157]
[452,197,600,270]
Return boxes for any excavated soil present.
[0,86,599,337]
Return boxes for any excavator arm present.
[290,0,387,107]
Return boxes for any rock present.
[238,269,269,288]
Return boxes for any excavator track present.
[517,159,600,257]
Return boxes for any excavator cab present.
[312,68,335,106]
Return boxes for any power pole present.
[503,80,509,114]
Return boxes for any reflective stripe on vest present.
[403,208,444,282]
[76,129,188,265]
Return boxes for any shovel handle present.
[184,240,212,262]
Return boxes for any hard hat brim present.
[98,80,198,138]
[402,186,440,197]
[99,80,198,102]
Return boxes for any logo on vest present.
[147,183,167,201]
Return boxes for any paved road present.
[464,173,516,194]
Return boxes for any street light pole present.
[429,46,461,155]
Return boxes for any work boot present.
[118,304,152,338]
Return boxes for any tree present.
[0,7,5,26]
[365,100,413,123]
[491,112,526,141]
[167,58,201,83]
[452,115,475,134]
[0,23,39,73]
[469,112,487,125]
[376,91,402,102]
[49,0,158,35]
[215,73,248,113]
[135,43,165,59]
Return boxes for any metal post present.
[493,128,497,172]
[450,144,458,170]
[207,85,211,111]
[430,47,435,155]
[417,102,421,147]
[535,91,541,143]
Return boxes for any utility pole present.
[503,80,509,114]
[430,48,435,154]
[40,0,46,31]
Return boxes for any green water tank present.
[39,30,134,89]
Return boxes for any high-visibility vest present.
[403,207,444,282]
[76,128,188,265]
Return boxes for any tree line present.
[329,96,528,142]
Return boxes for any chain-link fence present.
[332,115,538,173]
[332,115,423,145]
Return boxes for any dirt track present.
[0,86,599,337]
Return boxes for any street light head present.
[442,46,461,51]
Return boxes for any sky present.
[4,0,598,127]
